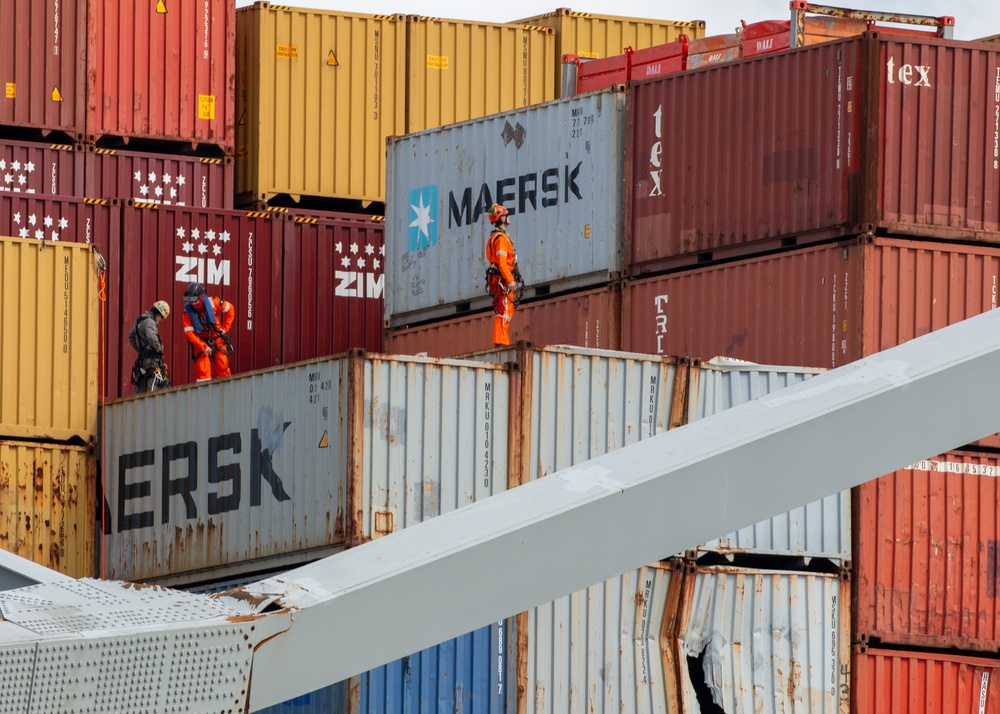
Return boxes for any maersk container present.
[688,357,850,563]
[83,147,234,209]
[515,8,704,97]
[0,140,83,196]
[405,16,555,133]
[0,439,95,578]
[853,646,1000,713]
[520,561,683,713]
[100,352,512,583]
[386,88,626,326]
[627,33,1000,274]
[281,213,385,361]
[384,285,622,358]
[855,451,1000,652]
[0,236,100,443]
[235,4,407,206]
[677,567,850,714]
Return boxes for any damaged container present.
[100,352,513,584]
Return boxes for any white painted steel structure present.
[4,309,1000,712]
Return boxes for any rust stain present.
[33,466,44,493]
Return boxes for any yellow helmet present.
[152,300,170,319]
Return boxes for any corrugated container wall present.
[384,285,621,358]
[404,16,555,133]
[0,196,122,408]
[0,140,84,196]
[0,1,86,138]
[386,88,626,325]
[0,440,95,578]
[853,647,1000,713]
[83,147,234,209]
[688,358,850,563]
[0,237,99,443]
[515,8,704,97]
[87,0,236,151]
[281,214,385,361]
[626,34,1000,274]
[855,451,1000,652]
[521,562,683,714]
[235,4,407,205]
[677,567,850,714]
[101,353,512,584]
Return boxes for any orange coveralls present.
[486,228,517,346]
[182,296,236,382]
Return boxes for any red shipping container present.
[0,2,235,151]
[854,646,1000,712]
[855,452,1000,652]
[118,205,283,397]
[740,16,868,58]
[385,285,621,358]
[627,33,1000,274]
[0,140,83,196]
[574,38,688,94]
[83,147,234,209]
[684,33,740,69]
[281,213,385,361]
[0,195,122,400]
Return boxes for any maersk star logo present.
[408,186,438,251]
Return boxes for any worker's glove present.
[506,281,516,293]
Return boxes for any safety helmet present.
[183,283,206,304]
[152,300,170,319]
[487,203,509,224]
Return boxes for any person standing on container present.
[181,282,235,382]
[485,203,522,346]
[128,301,171,393]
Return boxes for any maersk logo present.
[409,185,438,251]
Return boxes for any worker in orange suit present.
[181,282,235,382]
[485,203,523,346]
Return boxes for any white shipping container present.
[385,88,626,326]
[101,353,512,584]
[677,567,850,714]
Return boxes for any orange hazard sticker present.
[198,94,215,120]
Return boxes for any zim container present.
[627,33,1000,274]
[0,235,100,443]
[0,439,95,579]
[0,140,84,197]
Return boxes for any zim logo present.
[409,185,438,251]
[174,225,232,286]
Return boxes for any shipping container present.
[684,33,740,69]
[567,38,688,95]
[118,204,284,398]
[515,8,703,97]
[0,236,100,442]
[740,16,869,58]
[83,146,234,209]
[281,213,385,361]
[405,16,555,134]
[677,567,850,714]
[521,561,683,713]
[0,140,84,196]
[384,285,622,358]
[386,88,626,325]
[100,352,513,583]
[688,357,850,563]
[0,439,95,578]
[853,646,1000,713]
[235,4,407,206]
[855,451,1000,652]
[1,1,235,149]
[626,34,1000,274]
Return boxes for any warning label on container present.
[51,86,63,102]
[426,54,449,69]
[198,94,215,120]
[327,50,338,66]
[5,83,14,99]
[578,51,600,59]
[277,44,299,59]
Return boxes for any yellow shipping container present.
[235,2,407,206]
[0,236,100,443]
[0,439,95,578]
[405,16,556,133]
[516,8,705,96]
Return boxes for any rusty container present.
[855,452,1000,652]
[853,646,1000,713]
[627,33,1000,274]
[0,439,95,578]
[385,285,621,358]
